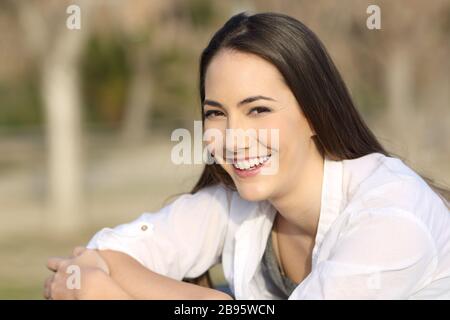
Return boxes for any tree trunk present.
[385,45,416,157]
[120,45,153,144]
[41,13,89,235]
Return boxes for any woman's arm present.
[53,186,234,299]
[96,249,232,300]
[46,248,232,300]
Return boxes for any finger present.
[50,278,58,300]
[44,274,54,299]
[72,246,86,257]
[51,271,72,300]
[44,274,55,300]
[46,257,66,272]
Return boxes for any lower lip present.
[232,157,271,178]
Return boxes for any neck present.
[269,148,324,238]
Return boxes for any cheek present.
[221,163,234,176]
[203,121,227,156]
[277,117,312,165]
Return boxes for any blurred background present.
[0,0,448,299]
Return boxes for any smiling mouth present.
[231,154,271,171]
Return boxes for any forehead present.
[204,49,289,102]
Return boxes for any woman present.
[44,12,450,300]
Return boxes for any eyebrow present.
[203,95,276,108]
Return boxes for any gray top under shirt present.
[260,230,299,299]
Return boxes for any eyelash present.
[204,106,272,119]
[204,110,224,119]
[249,106,271,115]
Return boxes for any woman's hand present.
[55,246,110,274]
[44,265,131,300]
[44,247,131,299]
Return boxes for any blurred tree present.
[120,34,154,144]
[101,1,171,143]
[16,0,94,234]
[81,35,130,127]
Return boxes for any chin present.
[234,182,271,202]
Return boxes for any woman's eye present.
[249,106,271,115]
[204,110,225,119]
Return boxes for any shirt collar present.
[311,156,344,265]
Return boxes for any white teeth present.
[233,155,271,170]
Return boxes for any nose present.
[225,114,257,158]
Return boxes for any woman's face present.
[203,49,318,202]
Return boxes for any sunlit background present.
[0,0,449,299]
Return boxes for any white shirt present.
[86,153,450,299]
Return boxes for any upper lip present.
[226,154,271,162]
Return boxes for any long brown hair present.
[190,11,449,202]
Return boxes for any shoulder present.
[337,153,449,252]
[341,153,445,215]
[333,156,438,264]
[342,153,422,191]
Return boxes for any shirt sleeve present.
[86,184,232,281]
[288,208,438,299]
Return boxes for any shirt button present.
[140,223,153,232]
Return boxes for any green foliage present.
[0,74,42,128]
[353,82,386,119]
[187,0,216,28]
[80,34,131,127]
[151,46,199,129]
[79,33,199,130]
